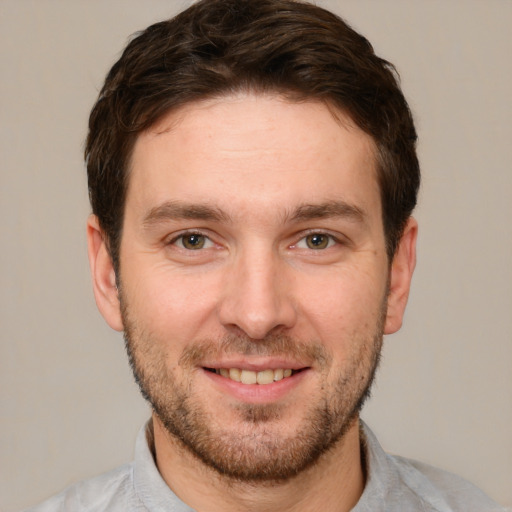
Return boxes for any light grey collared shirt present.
[23,421,509,512]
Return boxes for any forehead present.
[127,93,380,221]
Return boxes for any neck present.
[152,413,365,512]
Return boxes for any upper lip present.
[200,358,310,372]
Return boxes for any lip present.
[201,364,310,403]
[199,356,309,372]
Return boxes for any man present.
[25,0,508,511]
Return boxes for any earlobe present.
[384,217,418,335]
[86,215,124,332]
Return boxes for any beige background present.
[1,1,511,510]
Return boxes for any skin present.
[87,92,417,512]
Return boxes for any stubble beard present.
[121,297,385,483]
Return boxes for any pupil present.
[307,234,328,249]
[185,234,204,249]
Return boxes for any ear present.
[86,215,124,332]
[384,217,418,335]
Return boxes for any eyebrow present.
[288,200,367,224]
[142,199,366,227]
[142,201,231,227]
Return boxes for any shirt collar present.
[133,419,453,512]
[133,420,195,511]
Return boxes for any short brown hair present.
[85,0,420,270]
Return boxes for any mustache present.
[178,333,332,368]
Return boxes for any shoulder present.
[359,422,509,512]
[390,454,509,512]
[21,463,141,512]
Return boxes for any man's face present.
[108,93,405,481]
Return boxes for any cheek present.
[122,261,222,339]
[296,264,387,339]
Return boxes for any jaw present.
[152,409,365,512]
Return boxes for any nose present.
[217,247,297,339]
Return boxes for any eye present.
[296,233,337,250]
[173,233,213,250]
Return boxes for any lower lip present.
[202,368,310,403]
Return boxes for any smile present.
[208,368,296,385]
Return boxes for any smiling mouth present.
[204,367,304,385]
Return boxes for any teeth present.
[256,369,274,385]
[273,368,284,381]
[229,368,241,382]
[214,367,295,385]
[240,370,257,385]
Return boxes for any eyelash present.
[293,232,340,250]
[168,231,215,250]
[168,230,342,251]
